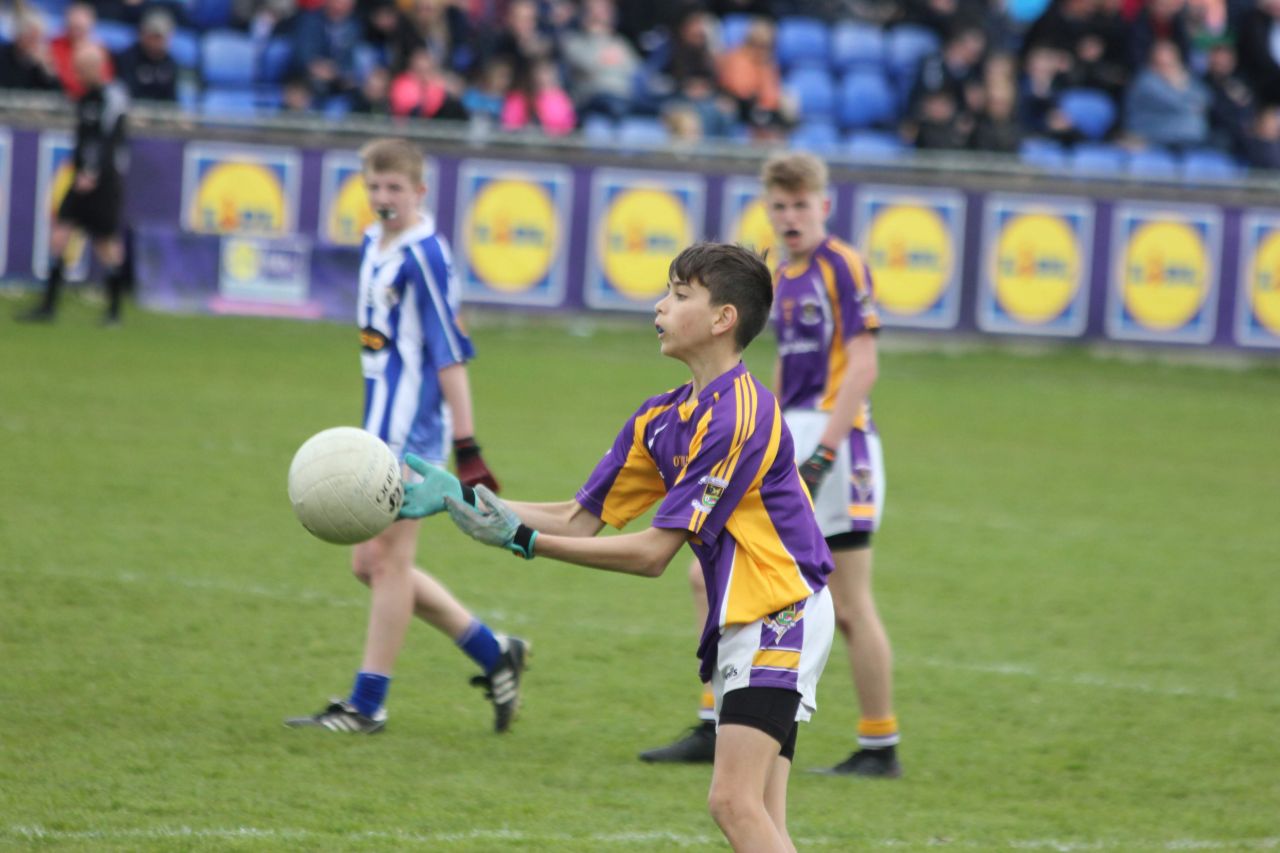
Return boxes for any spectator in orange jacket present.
[50,3,115,99]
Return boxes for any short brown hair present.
[760,151,828,194]
[359,138,424,184]
[668,242,773,351]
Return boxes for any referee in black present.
[19,43,130,325]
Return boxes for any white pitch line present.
[10,563,1244,701]
[5,826,1278,850]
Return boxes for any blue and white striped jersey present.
[357,213,475,463]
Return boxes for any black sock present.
[39,258,65,313]
[104,265,127,318]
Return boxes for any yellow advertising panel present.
[1107,204,1220,344]
[979,195,1093,337]
[855,186,963,329]
[720,176,840,268]
[181,143,299,236]
[1235,212,1280,348]
[586,169,704,312]
[454,160,571,307]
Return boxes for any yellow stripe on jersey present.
[818,245,872,430]
[849,503,876,520]
[723,400,814,624]
[828,238,881,332]
[599,403,672,528]
[753,649,801,670]
[696,377,758,535]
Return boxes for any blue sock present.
[348,671,390,717]
[456,619,502,674]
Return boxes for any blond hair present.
[359,138,424,184]
[760,152,828,194]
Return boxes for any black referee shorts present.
[57,180,123,240]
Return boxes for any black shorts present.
[719,687,801,760]
[826,529,871,551]
[57,179,122,239]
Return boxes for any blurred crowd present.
[2,0,1279,169]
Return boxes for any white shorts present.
[712,587,834,724]
[785,410,885,537]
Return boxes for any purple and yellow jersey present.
[773,236,880,430]
[575,362,834,681]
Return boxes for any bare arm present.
[818,332,878,449]
[533,526,690,578]
[504,498,605,537]
[437,362,476,439]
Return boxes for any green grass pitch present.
[2,297,1278,851]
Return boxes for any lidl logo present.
[454,161,569,307]
[327,167,374,245]
[465,177,557,293]
[858,188,963,329]
[1107,205,1220,344]
[978,196,1093,337]
[587,170,705,311]
[1234,214,1280,347]
[182,144,299,236]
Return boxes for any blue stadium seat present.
[1019,138,1067,169]
[323,95,351,119]
[1127,147,1178,177]
[831,22,884,73]
[169,29,200,70]
[837,70,896,129]
[1058,88,1116,140]
[886,25,940,86]
[785,66,836,119]
[790,121,841,154]
[190,0,233,31]
[29,0,72,19]
[200,87,260,117]
[201,30,257,88]
[617,116,668,146]
[847,129,906,159]
[776,16,829,70]
[719,13,754,51]
[581,114,617,144]
[259,37,293,83]
[1180,148,1242,180]
[97,20,137,54]
[1070,142,1126,174]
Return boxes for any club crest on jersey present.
[692,475,729,513]
[799,298,823,325]
[764,605,805,641]
[383,285,401,308]
[851,465,874,501]
[360,326,389,353]
[781,298,795,326]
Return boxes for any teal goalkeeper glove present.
[399,453,475,519]
[444,484,537,560]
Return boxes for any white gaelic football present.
[287,427,403,545]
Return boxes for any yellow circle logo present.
[191,161,287,234]
[865,204,952,315]
[465,179,557,293]
[1121,220,1209,331]
[1248,229,1280,335]
[993,213,1081,324]
[733,198,776,260]
[600,188,689,300]
[224,239,261,281]
[327,172,373,246]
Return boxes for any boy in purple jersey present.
[400,243,835,852]
[284,138,527,736]
[641,153,902,778]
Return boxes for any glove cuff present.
[459,484,477,507]
[454,436,481,462]
[814,444,837,464]
[510,524,537,560]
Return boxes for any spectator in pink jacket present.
[501,59,576,135]
[389,46,469,120]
